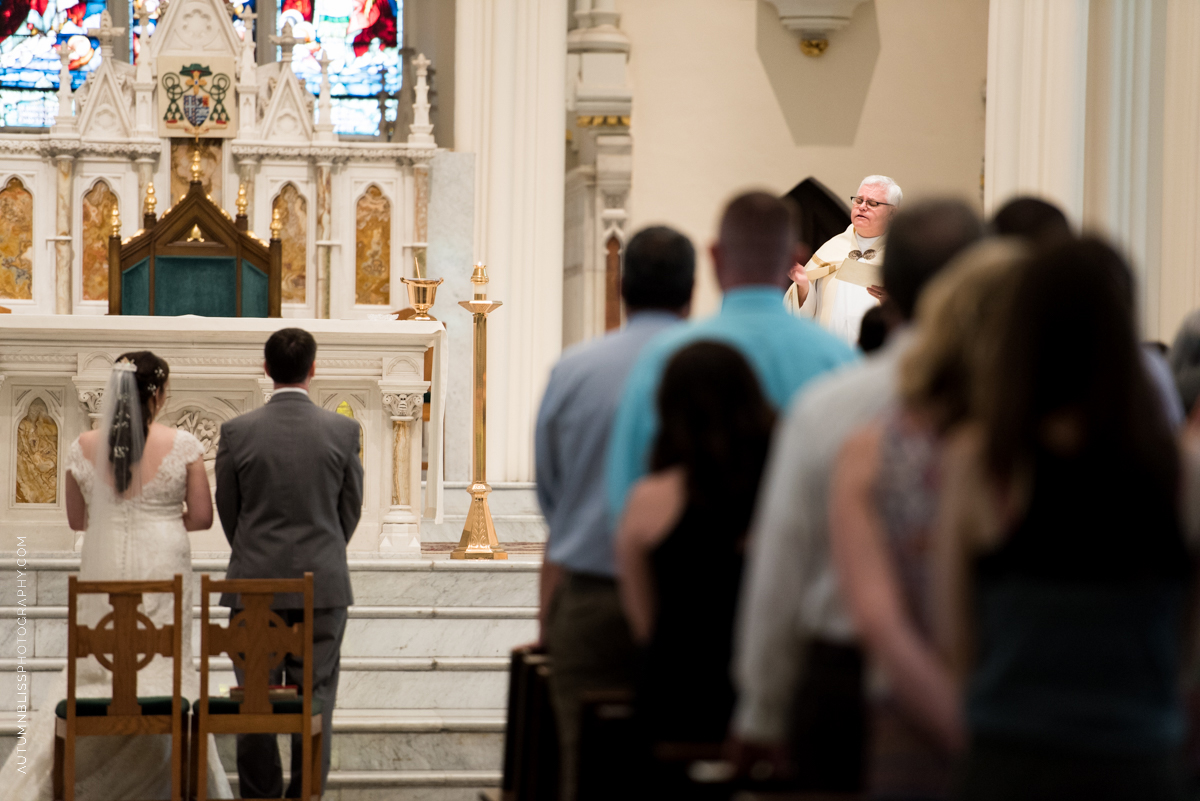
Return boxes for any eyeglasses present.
[850,196,893,209]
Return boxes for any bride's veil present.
[79,359,149,583]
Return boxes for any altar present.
[0,315,447,556]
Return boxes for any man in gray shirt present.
[731,200,983,790]
[535,225,695,800]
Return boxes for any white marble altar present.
[0,315,447,555]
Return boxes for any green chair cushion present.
[200,696,324,715]
[55,696,188,718]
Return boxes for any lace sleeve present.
[65,438,92,498]
[174,430,208,465]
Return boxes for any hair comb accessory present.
[113,362,137,373]
[146,382,158,394]
[154,366,167,379]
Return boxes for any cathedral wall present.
[618,0,989,314]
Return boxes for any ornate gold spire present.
[270,206,283,238]
[190,147,202,183]
[236,183,248,217]
[144,181,157,216]
[110,205,121,236]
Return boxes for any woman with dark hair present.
[837,238,1192,800]
[616,341,776,760]
[2,352,233,798]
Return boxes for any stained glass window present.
[278,0,402,136]
[0,0,108,127]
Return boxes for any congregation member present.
[846,239,1193,800]
[730,200,982,793]
[215,328,364,798]
[829,239,1028,799]
[534,226,695,801]
[1169,309,1200,422]
[605,191,857,520]
[785,175,902,343]
[615,341,775,793]
[987,196,1184,429]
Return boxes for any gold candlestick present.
[452,263,507,560]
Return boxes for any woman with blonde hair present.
[829,239,1028,799]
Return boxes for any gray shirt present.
[732,333,909,742]
[535,311,680,577]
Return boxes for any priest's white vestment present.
[784,224,884,344]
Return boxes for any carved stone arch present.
[384,354,424,381]
[81,179,120,302]
[271,182,309,304]
[80,352,116,374]
[11,390,63,505]
[0,175,34,301]
[354,184,392,306]
[322,392,365,463]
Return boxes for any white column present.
[1083,0,1168,337]
[1158,0,1200,341]
[455,0,567,482]
[984,0,1090,222]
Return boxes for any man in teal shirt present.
[606,191,858,519]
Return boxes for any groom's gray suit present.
[215,388,364,798]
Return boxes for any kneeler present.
[53,574,187,801]
[191,573,321,801]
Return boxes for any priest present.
[785,175,902,343]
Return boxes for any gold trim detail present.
[576,115,631,128]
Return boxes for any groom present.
[215,327,364,798]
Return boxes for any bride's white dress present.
[1,431,233,799]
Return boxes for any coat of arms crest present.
[157,56,238,137]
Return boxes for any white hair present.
[859,175,903,206]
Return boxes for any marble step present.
[1,656,511,714]
[1,555,541,609]
[1,605,538,660]
[0,709,504,773]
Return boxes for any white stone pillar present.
[455,0,567,482]
[315,160,334,319]
[1158,0,1200,341]
[1083,0,1168,337]
[984,0,1090,222]
[379,388,427,554]
[54,155,74,314]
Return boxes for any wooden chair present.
[191,573,320,801]
[500,646,558,801]
[53,574,187,801]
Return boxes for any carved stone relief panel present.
[0,177,34,300]
[355,185,391,306]
[174,408,221,459]
[170,138,223,204]
[81,181,119,301]
[15,397,59,504]
[274,183,308,303]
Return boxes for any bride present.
[1,352,232,799]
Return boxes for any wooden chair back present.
[62,574,185,801]
[193,573,317,800]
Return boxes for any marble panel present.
[38,570,70,605]
[0,736,14,765]
[0,619,31,659]
[81,181,118,301]
[332,731,502,772]
[336,669,508,709]
[0,571,34,606]
[36,618,65,658]
[0,176,33,300]
[274,183,308,303]
[0,672,53,712]
[169,139,223,205]
[15,398,58,504]
[340,618,536,659]
[355,185,391,306]
[349,570,538,608]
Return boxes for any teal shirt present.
[604,286,858,518]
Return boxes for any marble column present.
[379,389,426,554]
[1083,0,1168,337]
[984,0,1090,222]
[1158,0,1200,340]
[315,160,333,318]
[455,0,567,481]
[54,155,74,314]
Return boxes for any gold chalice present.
[399,277,443,321]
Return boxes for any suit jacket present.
[215,391,364,609]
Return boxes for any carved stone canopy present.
[764,0,868,55]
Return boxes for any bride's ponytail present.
[109,351,170,493]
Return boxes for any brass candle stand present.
[451,263,507,560]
